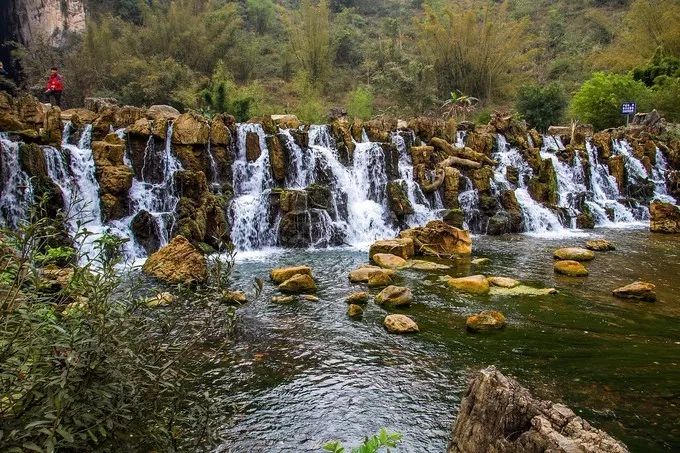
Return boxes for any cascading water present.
[458,176,481,231]
[493,135,564,234]
[651,147,675,204]
[0,133,33,228]
[229,123,277,250]
[391,132,440,226]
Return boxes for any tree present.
[570,72,650,130]
[346,85,374,119]
[516,83,567,132]
[246,0,276,34]
[286,0,332,88]
[417,1,533,102]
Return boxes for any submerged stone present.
[270,265,312,284]
[272,295,296,304]
[553,247,595,261]
[471,258,490,265]
[612,281,656,302]
[408,260,451,271]
[375,285,413,307]
[489,285,558,297]
[300,294,320,302]
[554,260,588,277]
[487,276,520,288]
[279,273,317,293]
[347,304,364,318]
[585,239,615,252]
[222,290,247,304]
[447,275,490,295]
[466,310,506,332]
[367,271,393,287]
[384,314,419,334]
[346,291,369,304]
[372,253,408,269]
[146,292,176,308]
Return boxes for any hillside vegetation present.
[11,0,680,129]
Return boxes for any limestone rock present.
[147,105,180,120]
[347,304,364,318]
[489,285,558,297]
[448,275,490,295]
[554,260,588,277]
[40,265,74,291]
[146,292,176,308]
[487,276,520,288]
[448,367,628,453]
[384,314,419,334]
[386,181,415,217]
[399,221,472,257]
[612,281,656,302]
[271,114,301,129]
[466,310,506,332]
[369,238,415,260]
[553,247,595,261]
[375,285,413,307]
[373,253,408,269]
[650,201,680,233]
[471,258,490,265]
[346,291,369,305]
[585,239,615,252]
[142,235,207,284]
[245,132,261,162]
[409,260,451,271]
[348,265,395,283]
[367,271,393,288]
[272,295,296,304]
[270,265,312,284]
[172,111,209,145]
[279,273,317,293]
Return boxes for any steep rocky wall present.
[0,0,86,47]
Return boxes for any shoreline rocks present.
[279,273,317,293]
[448,367,628,452]
[398,220,472,257]
[348,265,395,283]
[650,201,680,233]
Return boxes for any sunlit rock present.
[650,201,680,233]
[447,275,490,295]
[142,235,207,284]
[369,238,415,260]
[612,281,656,302]
[487,276,520,288]
[279,273,317,293]
[585,239,615,251]
[466,310,506,332]
[384,314,419,334]
[270,265,312,284]
[553,247,595,261]
[554,260,588,277]
[348,265,395,283]
[375,285,413,307]
[372,253,408,269]
[399,220,472,257]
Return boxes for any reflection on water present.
[212,227,680,452]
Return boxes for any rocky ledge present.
[449,367,628,453]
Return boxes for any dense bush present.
[570,72,649,130]
[0,201,247,451]
[346,86,374,120]
[516,83,568,131]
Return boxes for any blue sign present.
[621,102,636,115]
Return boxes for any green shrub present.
[0,202,247,451]
[650,76,680,122]
[516,82,568,132]
[570,72,650,130]
[347,86,374,120]
[324,428,402,453]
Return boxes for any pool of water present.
[210,227,680,452]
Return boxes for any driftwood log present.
[448,367,628,453]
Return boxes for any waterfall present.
[493,135,564,234]
[455,131,466,148]
[229,123,277,250]
[458,176,481,231]
[612,139,648,180]
[391,132,440,226]
[281,128,313,189]
[651,147,675,203]
[584,141,635,224]
[0,133,33,228]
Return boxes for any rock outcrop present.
[398,221,472,257]
[650,201,680,233]
[369,238,415,260]
[142,235,207,284]
[466,310,506,332]
[375,285,413,307]
[449,367,628,453]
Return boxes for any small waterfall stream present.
[0,133,33,228]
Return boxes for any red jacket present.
[45,73,64,92]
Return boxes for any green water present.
[211,227,680,452]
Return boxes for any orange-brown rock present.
[399,220,472,257]
[650,201,680,233]
[142,235,207,284]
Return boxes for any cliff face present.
[0,0,86,47]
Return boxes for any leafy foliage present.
[324,428,403,453]
[347,86,374,120]
[570,72,650,130]
[516,83,568,132]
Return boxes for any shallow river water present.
[210,227,679,452]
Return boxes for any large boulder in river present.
[612,281,657,302]
[142,235,207,284]
[448,367,628,453]
[448,275,490,295]
[384,314,419,334]
[649,201,680,233]
[279,273,317,293]
[270,265,312,283]
[348,265,395,283]
[553,247,595,261]
[554,260,588,277]
[369,238,415,260]
[399,220,472,257]
[375,285,413,307]
[372,253,408,269]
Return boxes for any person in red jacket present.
[44,66,64,107]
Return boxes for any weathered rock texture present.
[142,235,207,284]
[399,220,472,257]
[448,367,628,453]
[1,0,86,47]
[650,201,680,233]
